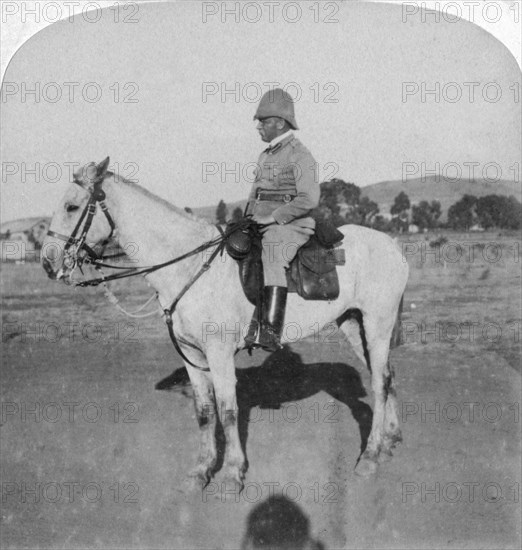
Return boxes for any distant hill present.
[190,176,521,223]
[360,176,521,219]
[3,175,519,232]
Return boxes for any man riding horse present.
[244,88,320,352]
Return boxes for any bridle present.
[47,173,116,276]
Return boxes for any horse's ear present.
[96,157,110,179]
[73,163,96,190]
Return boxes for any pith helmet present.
[253,88,299,130]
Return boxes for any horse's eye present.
[66,204,80,213]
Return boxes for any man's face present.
[256,117,285,143]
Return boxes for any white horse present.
[42,158,409,489]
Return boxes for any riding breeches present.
[261,217,315,287]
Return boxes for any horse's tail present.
[390,293,404,349]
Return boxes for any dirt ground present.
[1,231,521,549]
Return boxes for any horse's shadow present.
[156,347,372,474]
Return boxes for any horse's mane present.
[106,171,209,225]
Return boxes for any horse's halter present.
[47,171,116,279]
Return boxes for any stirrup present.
[244,321,283,353]
[244,318,261,354]
[258,326,283,352]
[244,286,287,353]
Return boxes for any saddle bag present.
[290,237,345,301]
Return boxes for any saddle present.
[226,218,346,304]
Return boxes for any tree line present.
[213,178,521,232]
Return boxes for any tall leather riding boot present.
[259,286,287,352]
[244,305,262,350]
[244,286,287,352]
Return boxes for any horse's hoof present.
[220,466,245,494]
[354,457,378,478]
[391,431,403,446]
[377,449,393,463]
[187,467,212,489]
[220,477,244,497]
[384,430,403,449]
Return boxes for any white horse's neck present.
[103,174,215,267]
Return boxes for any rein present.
[163,229,226,372]
[49,190,255,371]
[75,232,226,287]
[87,230,228,372]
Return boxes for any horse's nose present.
[42,257,56,279]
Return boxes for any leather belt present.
[256,192,295,203]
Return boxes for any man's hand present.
[252,214,276,225]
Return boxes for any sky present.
[1,0,521,222]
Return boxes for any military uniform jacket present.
[245,133,320,225]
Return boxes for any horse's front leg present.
[186,364,218,486]
[207,345,246,491]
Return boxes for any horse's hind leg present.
[339,312,369,370]
[354,314,395,477]
[186,365,218,486]
[382,296,404,454]
[382,361,402,456]
[339,315,373,451]
[341,315,398,461]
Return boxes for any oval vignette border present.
[0,0,521,84]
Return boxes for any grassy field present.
[396,230,521,373]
